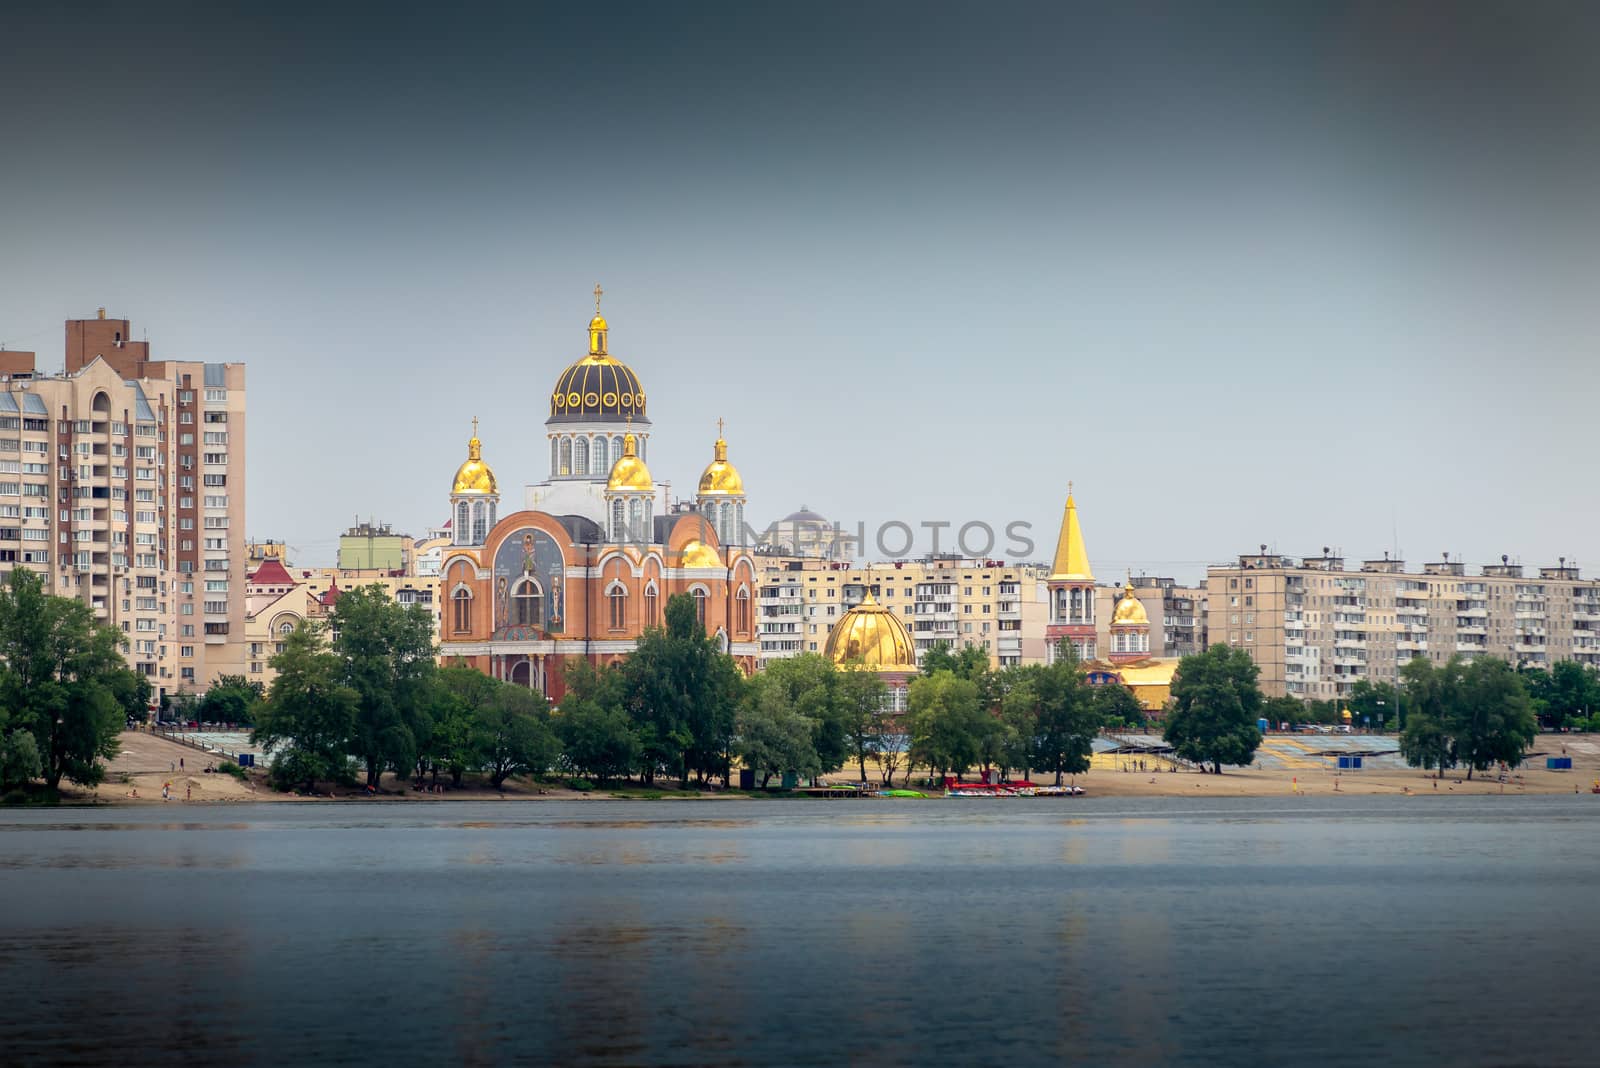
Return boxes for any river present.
[1,796,1594,1066]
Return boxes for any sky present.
[3,1,1598,581]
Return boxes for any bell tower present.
[1044,483,1097,662]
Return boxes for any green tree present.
[623,594,741,786]
[754,654,849,776]
[330,585,438,788]
[199,674,264,726]
[1,728,42,790]
[1398,656,1460,778]
[0,568,130,789]
[252,622,358,792]
[736,683,821,788]
[1162,644,1263,774]
[475,683,558,789]
[1522,660,1600,730]
[906,671,985,779]
[921,642,991,682]
[996,668,1041,778]
[1028,649,1099,785]
[426,665,500,787]
[1092,682,1146,729]
[557,660,640,786]
[1348,679,1401,731]
[1453,657,1538,778]
[834,664,888,781]
[1261,694,1305,730]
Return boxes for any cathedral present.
[436,290,758,699]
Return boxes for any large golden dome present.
[549,301,646,421]
[678,539,721,568]
[606,432,653,492]
[452,422,497,495]
[824,591,916,669]
[697,429,744,496]
[1111,582,1149,626]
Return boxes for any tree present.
[1261,695,1305,730]
[1028,648,1099,785]
[1453,657,1537,778]
[557,660,640,787]
[0,568,130,789]
[623,593,741,786]
[996,669,1041,779]
[0,729,42,790]
[1522,660,1600,730]
[330,585,438,788]
[906,671,985,779]
[834,664,888,782]
[1092,682,1146,729]
[1348,679,1402,731]
[475,683,558,789]
[736,687,821,788]
[750,654,851,778]
[1398,657,1460,778]
[252,622,358,792]
[1163,644,1263,774]
[199,674,264,726]
[921,642,991,682]
[426,665,499,787]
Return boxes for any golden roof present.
[697,423,744,496]
[1049,486,1093,582]
[606,432,653,492]
[451,420,498,495]
[678,539,721,568]
[824,591,916,670]
[1111,581,1149,626]
[551,298,645,420]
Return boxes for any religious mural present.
[493,527,567,638]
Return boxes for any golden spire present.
[588,285,609,355]
[1048,483,1093,582]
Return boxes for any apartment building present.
[755,554,1048,669]
[1207,549,1600,699]
[0,310,246,697]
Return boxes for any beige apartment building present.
[755,554,1048,670]
[1208,549,1600,700]
[0,310,247,697]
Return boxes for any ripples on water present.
[1,797,1596,1067]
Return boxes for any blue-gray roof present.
[20,392,47,416]
[0,393,18,414]
[204,363,226,387]
[130,383,156,423]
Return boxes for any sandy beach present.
[58,729,1600,804]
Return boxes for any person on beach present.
[186,784,192,801]
[179,757,185,771]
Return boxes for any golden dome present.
[678,539,721,568]
[551,296,646,421]
[1111,582,1149,626]
[824,591,916,670]
[697,425,744,496]
[451,421,498,495]
[606,432,653,492]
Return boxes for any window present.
[593,436,609,474]
[511,577,542,626]
[608,585,627,630]
[574,436,589,475]
[736,587,750,634]
[692,587,708,627]
[645,583,659,628]
[452,588,472,633]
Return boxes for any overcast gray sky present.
[3,1,1598,581]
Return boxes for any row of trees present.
[1398,656,1538,779]
[0,570,150,793]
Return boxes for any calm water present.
[2,796,1596,1067]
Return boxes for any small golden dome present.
[697,429,744,496]
[589,313,608,334]
[452,422,498,495]
[606,432,653,492]
[824,591,916,670]
[678,539,721,568]
[1111,582,1149,626]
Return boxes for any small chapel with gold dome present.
[437,289,758,698]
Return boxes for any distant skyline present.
[4,2,1598,582]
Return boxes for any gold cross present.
[717,417,724,439]
[471,415,479,438]
[594,283,603,314]
[1068,479,1074,496]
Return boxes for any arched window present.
[735,503,745,546]
[456,501,470,545]
[279,621,294,636]
[550,437,559,476]
[736,586,750,635]
[628,498,643,536]
[452,587,472,633]
[611,499,625,542]
[691,587,708,627]
[607,584,627,631]
[559,438,572,476]
[472,501,487,545]
[511,577,543,626]
[593,436,609,475]
[645,583,659,628]
[612,435,625,463]
[573,436,589,475]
